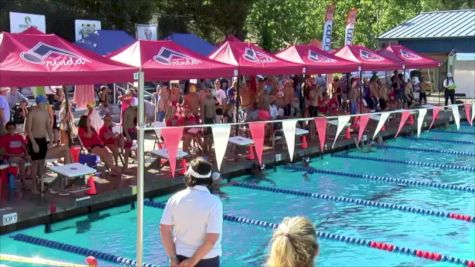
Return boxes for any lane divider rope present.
[430,130,475,136]
[231,183,474,223]
[144,200,474,266]
[405,137,475,145]
[375,145,475,157]
[12,234,158,267]
[332,154,475,172]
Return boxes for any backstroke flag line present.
[160,127,183,178]
[211,124,231,171]
[249,122,266,165]
[282,120,297,161]
[464,103,472,126]
[322,4,336,51]
[417,108,427,137]
[395,110,410,137]
[451,105,460,130]
[344,8,358,45]
[373,112,390,139]
[429,106,441,129]
[333,115,351,148]
[315,117,327,152]
[357,114,370,143]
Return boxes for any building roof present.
[379,9,475,40]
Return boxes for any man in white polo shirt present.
[160,157,223,267]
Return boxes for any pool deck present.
[0,107,469,234]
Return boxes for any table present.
[48,163,97,196]
[328,120,351,127]
[228,136,254,146]
[370,114,381,121]
[421,104,435,108]
[295,128,309,136]
[149,148,189,174]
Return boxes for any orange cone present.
[344,127,351,139]
[300,136,308,149]
[408,115,414,125]
[246,145,255,160]
[179,158,187,175]
[86,176,96,195]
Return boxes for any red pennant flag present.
[357,114,370,143]
[464,103,472,126]
[429,106,442,129]
[249,122,266,165]
[395,111,411,137]
[315,117,327,152]
[160,127,183,178]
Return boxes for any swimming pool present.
[1,124,474,267]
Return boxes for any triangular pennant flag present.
[464,103,472,126]
[357,114,370,143]
[211,124,231,171]
[429,106,441,129]
[395,110,411,137]
[332,115,351,148]
[472,101,475,124]
[282,120,297,161]
[160,127,183,178]
[451,105,460,130]
[315,117,327,152]
[373,112,390,139]
[248,122,266,165]
[417,109,427,137]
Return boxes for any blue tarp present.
[75,30,136,56]
[166,33,216,56]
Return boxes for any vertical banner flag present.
[75,20,101,41]
[429,106,442,129]
[211,124,231,171]
[395,110,411,137]
[160,127,183,178]
[344,8,358,45]
[373,112,390,139]
[9,12,46,33]
[451,105,460,130]
[136,24,158,40]
[315,117,327,152]
[332,115,351,148]
[417,109,427,137]
[464,103,472,126]
[322,4,336,51]
[357,114,370,143]
[249,122,266,165]
[282,120,297,161]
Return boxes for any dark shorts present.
[308,106,319,117]
[177,255,219,267]
[216,108,223,116]
[27,138,48,160]
[204,117,214,135]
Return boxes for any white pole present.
[136,70,145,266]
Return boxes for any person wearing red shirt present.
[0,122,28,189]
[78,115,122,176]
[99,114,127,166]
[182,107,203,153]
[318,93,330,114]
[327,94,339,116]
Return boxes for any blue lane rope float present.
[430,130,475,136]
[375,145,475,157]
[405,136,475,145]
[332,153,475,173]
[231,183,474,223]
[12,234,158,267]
[144,200,474,266]
[282,164,475,193]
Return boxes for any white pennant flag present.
[417,109,427,137]
[451,105,460,130]
[373,112,390,139]
[282,120,297,161]
[332,115,351,148]
[472,101,475,123]
[211,124,231,171]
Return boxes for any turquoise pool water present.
[1,124,474,266]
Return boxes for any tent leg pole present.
[136,70,145,266]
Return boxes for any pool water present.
[1,124,474,267]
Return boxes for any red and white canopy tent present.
[275,44,360,74]
[377,44,440,69]
[107,40,235,80]
[18,26,45,34]
[334,45,403,71]
[0,32,136,87]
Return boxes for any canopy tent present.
[0,32,137,87]
[75,30,136,56]
[377,44,440,69]
[209,41,304,75]
[334,45,402,71]
[108,40,234,80]
[20,27,44,34]
[166,33,216,57]
[275,44,360,74]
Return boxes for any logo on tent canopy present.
[400,49,422,60]
[308,50,336,63]
[20,42,89,68]
[359,50,383,61]
[243,47,277,64]
[154,47,201,65]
